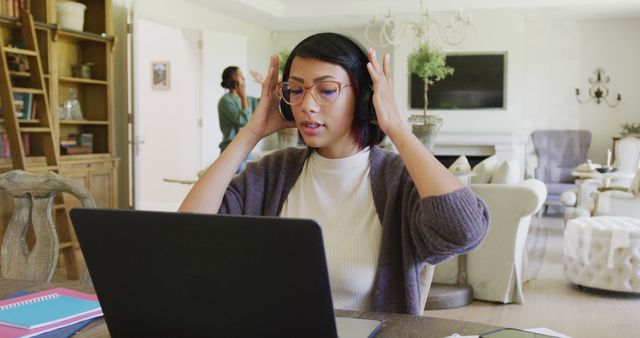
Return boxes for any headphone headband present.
[279,33,376,122]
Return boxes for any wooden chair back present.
[0,170,95,282]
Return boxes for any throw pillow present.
[490,159,522,185]
[448,155,471,173]
[471,155,498,184]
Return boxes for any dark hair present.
[281,32,386,149]
[220,66,239,89]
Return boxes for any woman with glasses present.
[180,33,489,315]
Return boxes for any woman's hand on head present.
[236,81,247,98]
[245,55,296,139]
[366,48,406,136]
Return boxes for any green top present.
[217,93,259,152]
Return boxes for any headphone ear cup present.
[278,98,294,121]
[358,85,376,121]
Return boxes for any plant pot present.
[408,114,443,152]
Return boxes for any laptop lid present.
[70,208,380,338]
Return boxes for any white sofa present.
[433,178,547,304]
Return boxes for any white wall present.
[135,0,272,98]
[131,0,274,209]
[525,17,640,164]
[273,16,525,132]
[395,15,528,134]
[274,15,640,165]
[134,19,201,211]
[130,1,639,173]
[134,0,274,158]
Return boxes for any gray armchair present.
[531,130,591,214]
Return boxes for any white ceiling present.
[187,0,640,31]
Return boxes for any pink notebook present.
[0,288,103,338]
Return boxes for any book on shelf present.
[0,287,102,338]
[0,133,30,158]
[12,93,32,119]
[28,100,36,119]
[61,133,93,154]
[0,93,35,119]
[61,145,92,155]
[60,139,78,147]
[0,0,25,18]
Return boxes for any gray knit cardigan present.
[219,146,489,315]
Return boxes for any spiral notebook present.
[0,288,103,338]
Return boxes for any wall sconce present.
[575,68,621,108]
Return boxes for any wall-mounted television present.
[410,53,506,110]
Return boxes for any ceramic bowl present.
[596,167,618,173]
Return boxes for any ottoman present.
[564,216,640,293]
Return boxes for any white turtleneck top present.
[280,149,382,311]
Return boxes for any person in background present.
[182,33,489,315]
[218,66,263,172]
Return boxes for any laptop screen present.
[71,209,339,337]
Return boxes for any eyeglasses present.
[278,81,351,106]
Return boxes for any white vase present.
[408,114,443,152]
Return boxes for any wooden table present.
[0,279,500,337]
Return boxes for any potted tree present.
[408,44,454,151]
[278,48,290,75]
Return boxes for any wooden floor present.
[424,214,640,338]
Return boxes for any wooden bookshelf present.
[0,0,118,279]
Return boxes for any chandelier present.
[364,1,476,48]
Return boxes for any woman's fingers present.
[367,48,382,73]
[383,53,391,80]
[261,55,280,97]
[367,48,393,86]
[366,62,379,82]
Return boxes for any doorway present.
[201,30,248,167]
[132,19,248,211]
[132,19,201,211]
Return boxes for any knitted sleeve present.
[374,150,490,265]
[410,186,490,264]
[218,147,308,216]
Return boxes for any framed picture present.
[151,61,170,90]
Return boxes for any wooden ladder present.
[0,9,81,279]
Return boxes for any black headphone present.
[278,35,376,123]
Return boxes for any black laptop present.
[70,208,382,338]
